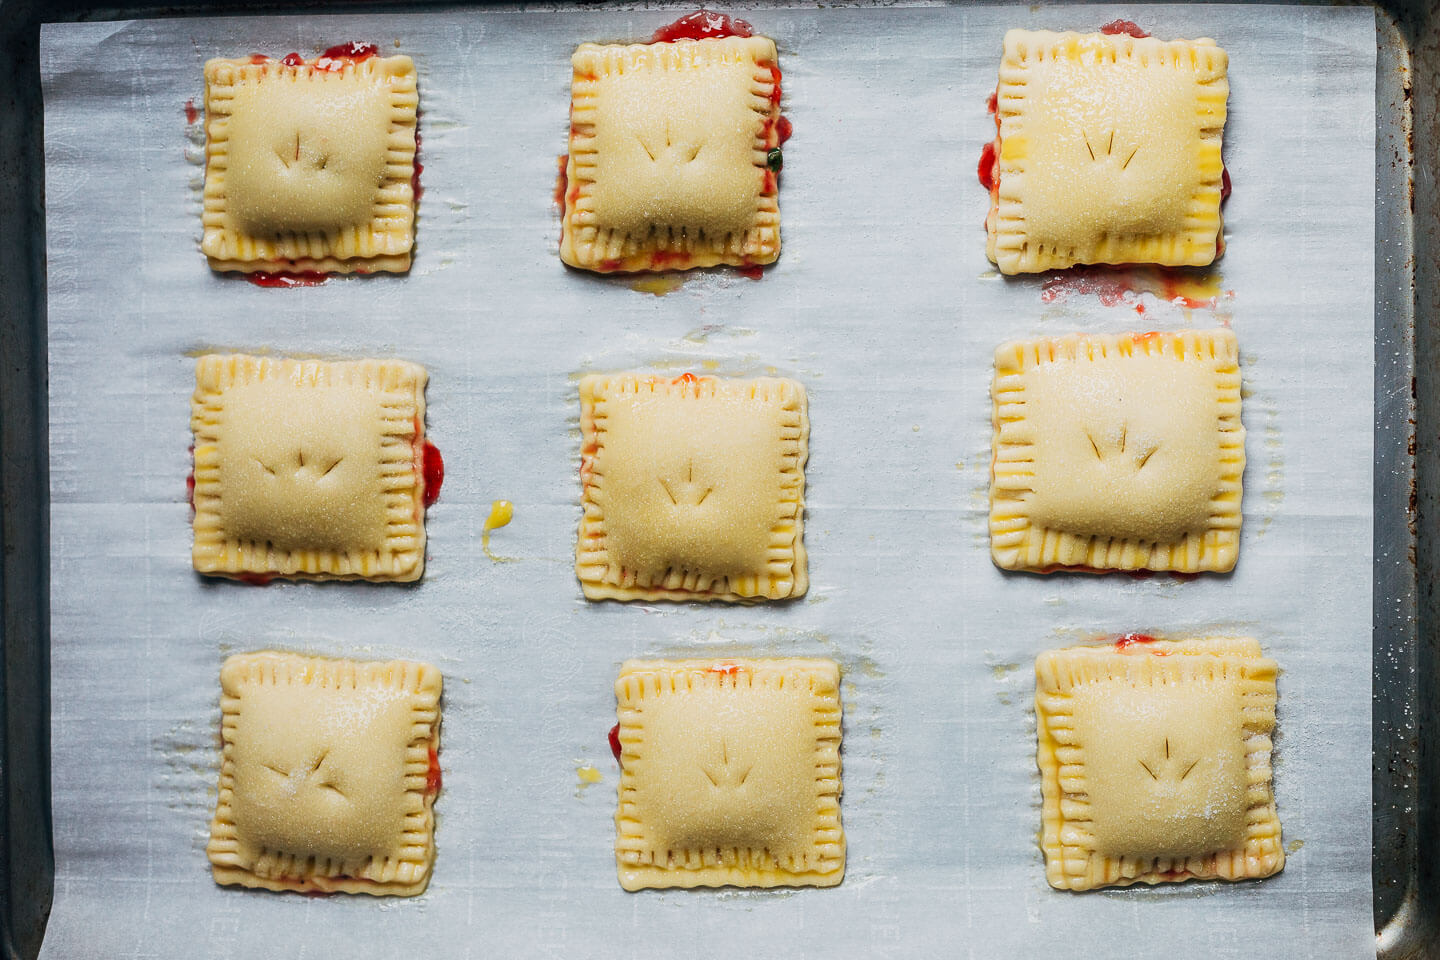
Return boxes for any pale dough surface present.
[988,30,1228,273]
[990,330,1243,572]
[561,37,781,272]
[207,652,442,896]
[202,55,418,273]
[1034,637,1282,891]
[614,658,843,890]
[191,354,428,581]
[577,374,806,601]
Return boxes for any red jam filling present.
[651,10,754,42]
[553,154,569,207]
[412,126,424,203]
[978,141,998,191]
[235,572,274,586]
[776,115,793,144]
[185,444,196,509]
[672,372,699,384]
[421,440,444,508]
[316,42,379,71]
[649,250,692,271]
[707,662,744,675]
[426,747,442,794]
[248,53,268,64]
[1099,20,1150,38]
[739,264,764,280]
[1114,633,1163,651]
[244,271,329,288]
[184,99,198,124]
[1221,167,1232,201]
[608,723,622,762]
[281,53,305,67]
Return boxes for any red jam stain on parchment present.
[316,42,378,71]
[248,44,376,69]
[235,572,275,586]
[651,10,754,41]
[1113,633,1169,654]
[1099,20,1150,38]
[184,99,198,125]
[244,271,330,289]
[1038,267,1233,314]
[421,442,444,508]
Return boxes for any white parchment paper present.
[40,5,1376,958]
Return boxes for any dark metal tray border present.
[0,1,1428,957]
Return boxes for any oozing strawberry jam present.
[318,42,378,69]
[421,441,444,508]
[281,53,305,67]
[245,271,329,288]
[651,10,754,42]
[1099,20,1150,38]
[426,747,442,794]
[978,141,998,191]
[184,99,198,124]
[1114,633,1163,651]
[553,154,569,206]
[608,724,622,762]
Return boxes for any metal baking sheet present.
[0,1,1420,957]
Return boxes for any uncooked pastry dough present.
[986,30,1228,274]
[191,354,428,581]
[202,54,418,273]
[1034,637,1283,890]
[561,36,782,272]
[577,373,807,601]
[206,651,443,896]
[990,330,1243,572]
[614,658,843,890]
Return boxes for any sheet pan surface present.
[39,6,1375,957]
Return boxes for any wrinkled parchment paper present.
[40,6,1375,958]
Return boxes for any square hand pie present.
[990,330,1243,573]
[561,36,782,273]
[207,652,443,896]
[614,658,843,890]
[1034,637,1282,890]
[577,373,807,602]
[986,30,1228,274]
[202,52,418,274]
[191,354,429,582]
